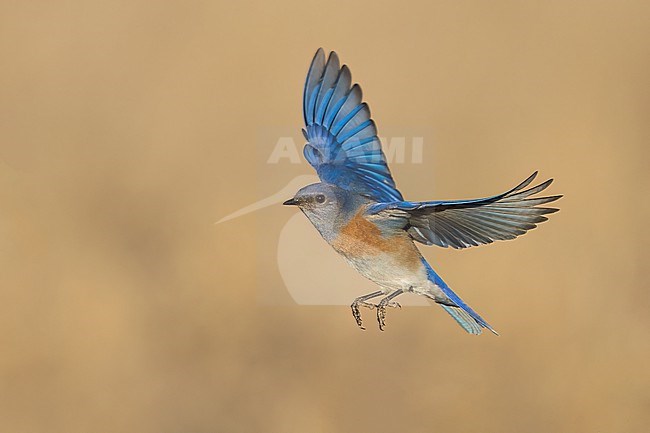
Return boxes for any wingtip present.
[350,83,362,99]
[532,178,554,192]
[544,194,563,203]
[509,171,539,195]
[327,50,339,64]
[311,48,326,65]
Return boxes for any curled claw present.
[351,301,377,330]
[351,304,365,330]
[350,290,384,330]
[376,303,399,331]
[376,289,405,331]
[377,306,388,331]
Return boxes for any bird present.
[283,48,561,334]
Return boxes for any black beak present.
[283,198,298,206]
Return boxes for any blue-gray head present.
[283,183,353,241]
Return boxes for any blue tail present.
[422,259,498,335]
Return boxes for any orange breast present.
[331,211,422,272]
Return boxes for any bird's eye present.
[315,194,326,204]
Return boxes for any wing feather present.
[368,173,561,249]
[302,49,402,202]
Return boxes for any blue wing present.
[366,172,562,249]
[302,48,403,202]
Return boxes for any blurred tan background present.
[1,1,648,432]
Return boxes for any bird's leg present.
[377,289,405,331]
[350,290,384,330]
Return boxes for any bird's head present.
[283,183,344,234]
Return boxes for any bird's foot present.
[350,301,376,330]
[376,299,401,331]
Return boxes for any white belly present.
[339,251,430,292]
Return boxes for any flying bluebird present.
[283,48,561,334]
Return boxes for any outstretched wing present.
[366,172,561,249]
[302,48,403,202]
